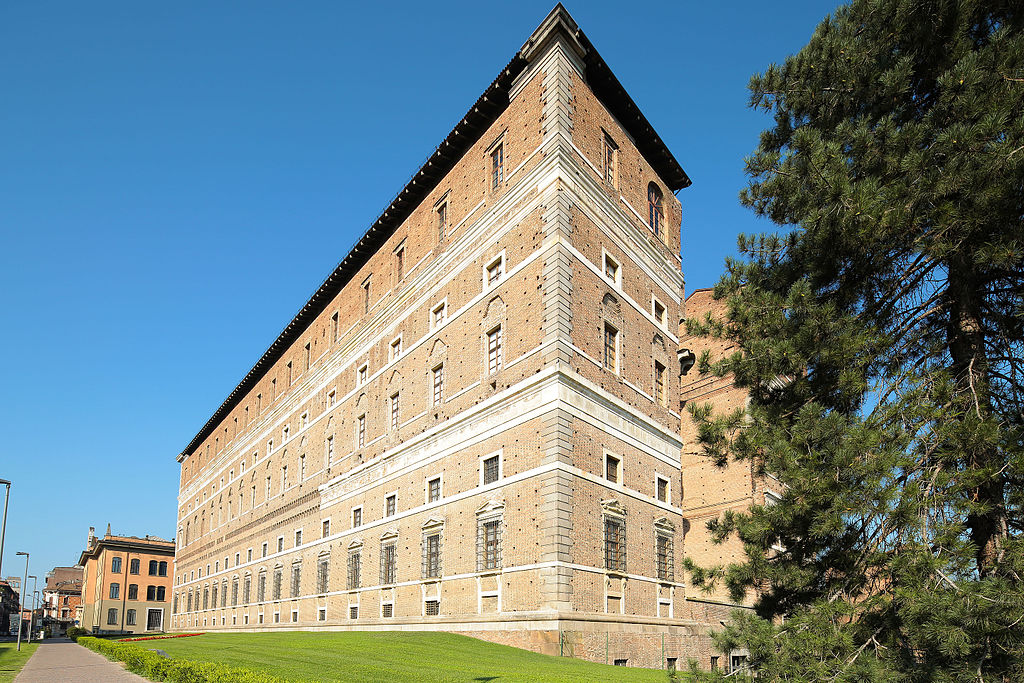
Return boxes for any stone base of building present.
[176,607,751,671]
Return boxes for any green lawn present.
[150,631,678,682]
[0,642,39,683]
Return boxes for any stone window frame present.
[393,238,407,283]
[654,360,667,406]
[654,517,676,583]
[421,517,445,580]
[603,321,619,374]
[483,250,506,290]
[316,551,330,595]
[346,539,363,591]
[379,530,399,586]
[322,518,331,538]
[604,450,622,485]
[602,499,628,575]
[434,192,450,243]
[486,324,503,375]
[602,129,619,188]
[425,473,444,504]
[479,449,503,487]
[656,474,671,504]
[384,492,398,518]
[430,299,448,330]
[601,248,621,287]
[485,130,506,192]
[351,505,363,529]
[431,362,445,406]
[476,499,504,572]
[389,334,403,361]
[357,363,368,387]
[651,294,667,327]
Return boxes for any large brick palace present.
[171,5,767,670]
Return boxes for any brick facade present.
[171,6,756,671]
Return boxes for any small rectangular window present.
[352,507,362,528]
[277,537,284,553]
[482,454,500,485]
[109,583,120,599]
[301,412,309,430]
[432,364,444,406]
[431,302,446,328]
[295,529,303,547]
[331,311,339,340]
[428,477,441,503]
[385,494,396,517]
[286,361,293,385]
[382,603,394,618]
[605,453,621,484]
[390,337,402,361]
[657,475,669,503]
[425,599,440,616]
[604,253,619,283]
[323,519,331,537]
[327,389,336,408]
[358,364,368,386]
[390,393,400,431]
[357,415,366,448]
[349,605,359,620]
[603,323,618,372]
[491,143,504,189]
[653,300,666,326]
[437,201,447,241]
[128,584,138,600]
[603,133,618,186]
[487,326,503,374]
[654,361,667,406]
[395,244,405,280]
[262,542,268,558]
[486,257,504,286]
[362,277,371,314]
[304,342,311,371]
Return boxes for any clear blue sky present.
[0,1,841,585]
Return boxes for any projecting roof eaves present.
[178,4,689,460]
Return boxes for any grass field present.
[150,631,678,682]
[0,642,39,683]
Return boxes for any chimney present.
[87,526,95,548]
[105,523,112,538]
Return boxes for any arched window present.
[648,183,663,237]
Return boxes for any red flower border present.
[121,633,204,642]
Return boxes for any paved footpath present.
[15,638,149,683]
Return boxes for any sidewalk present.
[14,638,149,682]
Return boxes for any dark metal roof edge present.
[179,4,690,459]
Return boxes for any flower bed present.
[121,633,204,642]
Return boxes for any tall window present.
[390,393,400,431]
[431,302,446,328]
[243,575,251,604]
[654,361,666,405]
[423,533,441,579]
[111,557,122,573]
[487,326,503,374]
[648,183,663,237]
[317,556,329,594]
[331,311,339,340]
[323,519,331,537]
[380,542,397,585]
[211,583,217,608]
[603,323,618,372]
[656,532,674,581]
[352,507,362,528]
[362,277,371,314]
[109,583,120,599]
[428,477,442,503]
[357,415,366,448]
[478,519,501,570]
[107,608,118,625]
[126,609,137,626]
[326,436,334,465]
[604,517,626,572]
[157,586,165,601]
[273,568,282,601]
[221,580,228,607]
[347,551,361,590]
[203,587,209,609]
[483,454,501,485]
[295,529,303,546]
[386,494,397,517]
[129,558,140,575]
[395,244,405,280]
[490,143,504,189]
[437,201,447,241]
[257,572,266,602]
[128,584,138,600]
[432,365,444,405]
[290,564,301,598]
[657,476,669,503]
[605,453,621,484]
[603,134,618,185]
[486,257,503,286]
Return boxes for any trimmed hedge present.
[76,636,309,683]
[66,626,87,642]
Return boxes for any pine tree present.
[685,0,1024,680]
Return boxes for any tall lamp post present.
[0,478,10,576]
[15,551,28,651]
[26,577,36,643]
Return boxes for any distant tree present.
[684,0,1023,680]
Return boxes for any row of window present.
[603,515,675,582]
[177,517,501,615]
[108,583,166,602]
[182,454,502,570]
[105,607,148,626]
[109,557,168,576]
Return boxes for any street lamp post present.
[27,577,36,643]
[15,551,28,652]
[0,479,10,576]
[33,590,39,640]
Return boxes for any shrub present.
[75,636,307,682]
[66,626,87,642]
